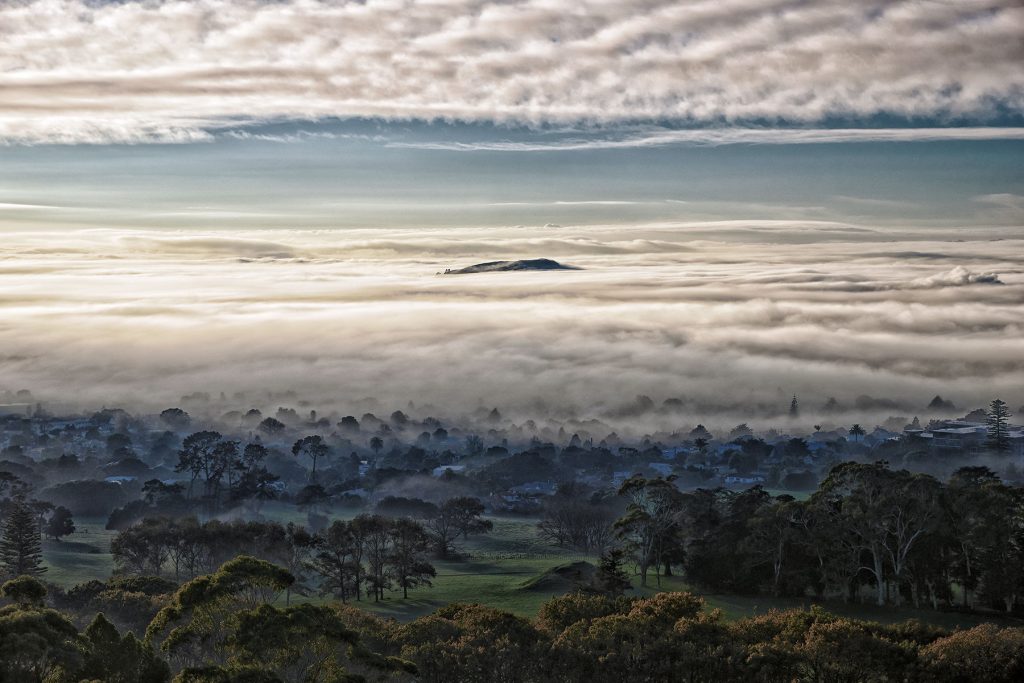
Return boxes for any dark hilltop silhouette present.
[441,258,580,274]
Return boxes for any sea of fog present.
[1,221,1022,428]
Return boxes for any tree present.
[548,592,717,683]
[920,624,1024,683]
[465,434,484,456]
[970,482,1024,612]
[309,520,361,603]
[945,467,1002,607]
[369,436,384,457]
[44,505,75,541]
[789,394,799,418]
[295,484,329,516]
[111,517,173,576]
[276,523,316,606]
[240,443,268,473]
[985,399,1011,454]
[176,431,223,500]
[0,591,84,682]
[537,485,616,554]
[224,603,372,683]
[693,437,710,465]
[0,497,46,577]
[397,603,543,683]
[209,439,242,510]
[337,415,360,433]
[535,592,630,636]
[81,612,170,683]
[142,478,187,507]
[388,518,436,599]
[426,497,492,558]
[1,575,47,607]
[848,424,865,443]
[745,496,803,596]
[358,515,393,602]
[233,468,280,514]
[160,407,191,429]
[258,417,286,436]
[587,549,632,597]
[146,556,295,669]
[30,499,55,534]
[813,462,940,606]
[614,476,682,587]
[292,435,329,478]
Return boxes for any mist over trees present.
[0,391,1021,680]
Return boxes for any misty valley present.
[0,391,1021,682]
[2,0,1023,680]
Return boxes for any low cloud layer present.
[909,266,1003,289]
[390,127,1024,152]
[1,0,1022,144]
[1,222,1021,429]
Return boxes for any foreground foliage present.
[2,560,1023,683]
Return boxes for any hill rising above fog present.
[441,258,579,274]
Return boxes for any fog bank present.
[0,221,1021,427]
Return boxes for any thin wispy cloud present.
[389,127,1024,151]
[0,0,1021,144]
[487,201,642,206]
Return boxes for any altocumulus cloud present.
[0,0,1022,144]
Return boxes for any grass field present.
[41,508,1020,631]
[42,517,116,587]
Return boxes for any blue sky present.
[2,1,1022,233]
[2,119,1022,231]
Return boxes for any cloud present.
[0,0,1022,144]
[1,223,1022,428]
[485,200,642,206]
[117,235,299,259]
[0,202,62,211]
[390,127,1024,151]
[908,266,1003,288]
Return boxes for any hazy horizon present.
[2,1,1022,422]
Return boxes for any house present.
[510,481,557,496]
[432,465,466,477]
[660,447,686,460]
[724,474,766,486]
[930,426,986,453]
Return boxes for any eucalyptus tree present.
[614,476,683,587]
[813,462,940,606]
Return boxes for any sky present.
[0,0,1022,427]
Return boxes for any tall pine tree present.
[0,497,46,577]
[985,399,1011,454]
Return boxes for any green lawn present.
[42,517,115,587]
[295,516,594,619]
[41,510,1020,631]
